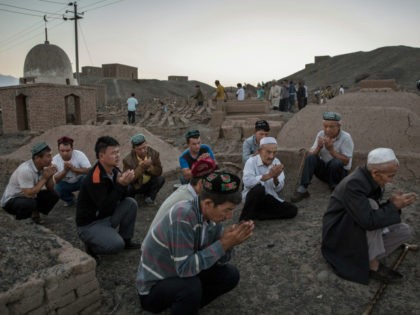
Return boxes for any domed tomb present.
[23,42,77,85]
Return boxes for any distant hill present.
[282,46,420,92]
[0,74,19,87]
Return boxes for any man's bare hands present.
[269,164,284,178]
[63,161,73,172]
[42,165,57,180]
[390,192,417,209]
[140,158,152,168]
[220,220,255,251]
[117,169,135,186]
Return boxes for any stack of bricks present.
[0,227,100,315]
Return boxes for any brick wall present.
[0,84,97,134]
[0,217,100,315]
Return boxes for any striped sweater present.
[136,196,230,295]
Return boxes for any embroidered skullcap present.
[202,171,240,194]
[131,133,146,145]
[191,157,217,178]
[323,111,341,121]
[31,142,50,157]
[367,148,398,164]
[255,120,270,131]
[185,129,200,139]
[57,136,74,145]
[259,137,277,146]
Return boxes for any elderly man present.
[52,136,91,207]
[147,158,216,235]
[77,136,141,259]
[322,148,415,284]
[242,119,270,164]
[239,137,298,221]
[1,142,58,224]
[123,133,165,206]
[179,129,216,184]
[136,171,254,314]
[292,111,354,202]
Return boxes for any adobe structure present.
[0,41,97,134]
[168,75,188,82]
[102,63,138,80]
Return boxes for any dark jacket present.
[321,166,401,284]
[122,147,163,189]
[76,162,128,227]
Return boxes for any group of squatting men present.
[1,110,417,314]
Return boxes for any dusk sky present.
[0,0,419,86]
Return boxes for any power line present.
[78,20,94,66]
[0,3,63,16]
[39,0,68,4]
[82,0,124,13]
[79,0,110,11]
[0,8,45,17]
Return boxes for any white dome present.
[23,42,77,85]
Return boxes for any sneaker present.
[145,197,157,206]
[63,199,75,207]
[124,239,142,250]
[291,191,310,203]
[369,263,403,284]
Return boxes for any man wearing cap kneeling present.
[52,136,91,207]
[292,111,354,202]
[179,129,216,184]
[136,171,254,314]
[242,119,270,164]
[322,148,416,284]
[1,142,58,224]
[123,133,165,206]
[240,137,298,221]
[146,158,216,235]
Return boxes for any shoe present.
[369,263,403,283]
[32,215,43,224]
[145,197,157,206]
[291,191,310,203]
[63,199,75,207]
[31,210,43,224]
[124,239,142,250]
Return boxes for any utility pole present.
[63,2,83,84]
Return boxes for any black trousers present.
[240,184,297,221]
[129,176,165,201]
[3,190,59,220]
[128,110,136,124]
[140,264,240,315]
[300,154,348,190]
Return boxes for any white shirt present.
[242,154,285,202]
[310,129,354,170]
[1,159,41,206]
[52,150,91,184]
[236,88,245,101]
[127,96,138,111]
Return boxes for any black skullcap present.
[185,129,200,139]
[202,171,240,194]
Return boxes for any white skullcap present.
[260,137,277,146]
[367,148,398,164]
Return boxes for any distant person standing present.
[339,85,345,95]
[268,80,281,110]
[192,85,204,106]
[127,93,139,124]
[213,80,227,102]
[297,82,306,110]
[236,83,245,101]
[288,81,296,111]
[416,80,420,91]
[303,82,308,106]
[256,84,265,100]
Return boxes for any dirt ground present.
[0,104,419,314]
